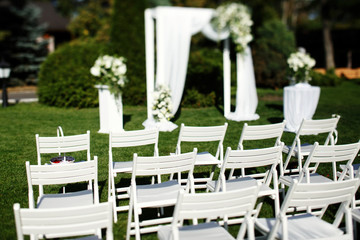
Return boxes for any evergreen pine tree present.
[7,2,48,85]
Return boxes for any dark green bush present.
[253,19,296,89]
[182,89,216,108]
[38,41,108,108]
[110,0,147,105]
[184,47,224,106]
[310,69,343,86]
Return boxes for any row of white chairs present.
[110,115,341,222]
[25,114,359,240]
[14,173,360,240]
[125,139,360,239]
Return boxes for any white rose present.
[90,66,100,77]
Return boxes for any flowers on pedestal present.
[152,84,174,122]
[212,2,253,53]
[90,55,128,95]
[287,48,316,84]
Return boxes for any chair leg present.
[110,174,118,223]
[353,219,358,239]
[126,193,134,240]
[134,206,141,240]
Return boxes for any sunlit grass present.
[0,80,359,239]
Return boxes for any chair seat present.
[352,208,360,222]
[113,161,133,173]
[283,143,313,157]
[37,189,93,209]
[339,163,360,177]
[58,235,101,240]
[279,173,333,186]
[136,180,182,207]
[255,213,344,239]
[207,177,274,197]
[157,222,235,240]
[195,152,221,166]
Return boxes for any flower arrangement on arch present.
[287,48,316,84]
[212,2,253,53]
[152,84,174,122]
[90,55,128,95]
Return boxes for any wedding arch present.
[142,6,259,132]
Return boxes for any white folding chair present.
[255,178,360,240]
[207,144,284,220]
[14,201,113,240]
[126,149,197,240]
[175,123,228,189]
[157,184,261,240]
[109,128,159,222]
[26,158,99,209]
[280,141,360,186]
[282,115,340,176]
[234,121,286,179]
[36,126,91,165]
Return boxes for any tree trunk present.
[322,19,335,69]
[321,0,335,69]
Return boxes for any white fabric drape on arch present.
[143,6,259,132]
[156,7,216,114]
[226,47,259,121]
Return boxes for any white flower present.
[287,48,316,83]
[212,2,253,53]
[91,55,128,94]
[90,66,100,77]
[152,84,174,122]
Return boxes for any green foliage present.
[182,89,216,108]
[38,41,108,108]
[67,1,111,42]
[310,69,343,86]
[4,2,48,85]
[185,47,223,106]
[110,0,147,105]
[253,19,296,88]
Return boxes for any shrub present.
[182,88,216,108]
[184,47,224,106]
[38,41,108,108]
[310,68,343,86]
[110,0,147,105]
[253,19,296,88]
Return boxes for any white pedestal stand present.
[95,85,123,133]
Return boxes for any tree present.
[0,1,48,85]
[282,0,360,69]
[67,0,111,42]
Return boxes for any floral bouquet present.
[90,55,128,95]
[287,48,316,84]
[152,84,174,122]
[212,2,253,53]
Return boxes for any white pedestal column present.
[95,85,123,133]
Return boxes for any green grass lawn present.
[0,81,359,239]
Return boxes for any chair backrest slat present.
[110,128,159,148]
[223,145,283,170]
[176,186,260,220]
[14,202,113,239]
[133,150,197,176]
[299,117,339,136]
[285,179,359,209]
[27,159,97,186]
[177,123,228,143]
[36,130,91,165]
[308,142,360,164]
[239,121,286,142]
[301,141,360,181]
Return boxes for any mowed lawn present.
[0,80,359,239]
